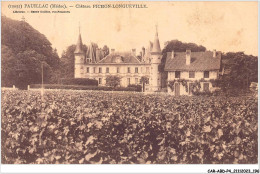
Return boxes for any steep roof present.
[74,33,84,54]
[98,52,141,64]
[86,43,95,62]
[164,51,221,71]
[151,27,161,53]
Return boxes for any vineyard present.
[1,90,258,164]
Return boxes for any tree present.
[1,16,60,87]
[59,44,87,79]
[1,16,60,68]
[105,76,121,87]
[140,76,149,92]
[216,52,258,92]
[102,45,110,58]
[163,40,206,53]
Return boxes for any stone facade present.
[74,27,221,94]
[74,27,162,92]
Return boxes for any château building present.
[74,27,162,92]
[74,26,221,94]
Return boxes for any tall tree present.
[1,16,60,88]
[217,52,258,91]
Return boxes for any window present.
[146,67,150,73]
[98,78,102,84]
[127,78,131,85]
[86,67,89,73]
[80,66,83,74]
[135,78,138,84]
[128,67,131,73]
[204,71,209,78]
[189,71,195,78]
[99,67,102,73]
[147,78,149,84]
[175,71,180,78]
[135,67,138,73]
[203,83,209,92]
[117,67,120,73]
[106,67,109,73]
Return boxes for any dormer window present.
[204,71,209,78]
[189,71,195,78]
[175,71,180,78]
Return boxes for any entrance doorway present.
[175,83,180,96]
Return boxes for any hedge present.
[127,84,142,92]
[30,84,141,92]
[60,78,98,86]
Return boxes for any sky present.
[1,1,258,56]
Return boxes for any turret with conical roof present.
[74,34,84,54]
[74,27,84,54]
[150,25,162,92]
[74,26,85,78]
[151,25,161,53]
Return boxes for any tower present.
[74,26,85,78]
[86,43,95,63]
[150,25,162,91]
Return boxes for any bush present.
[30,84,140,92]
[60,78,98,86]
[127,84,142,92]
[106,76,121,87]
[192,91,212,96]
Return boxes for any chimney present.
[132,49,136,56]
[213,49,216,58]
[96,49,100,62]
[186,49,191,65]
[111,49,115,54]
[171,50,175,59]
[142,47,145,58]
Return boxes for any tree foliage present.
[59,45,87,79]
[216,52,258,92]
[1,16,60,88]
[2,90,258,164]
[105,76,121,87]
[163,40,206,53]
[102,45,110,57]
[140,76,149,92]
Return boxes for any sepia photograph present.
[0,0,258,172]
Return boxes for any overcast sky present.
[2,1,258,56]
